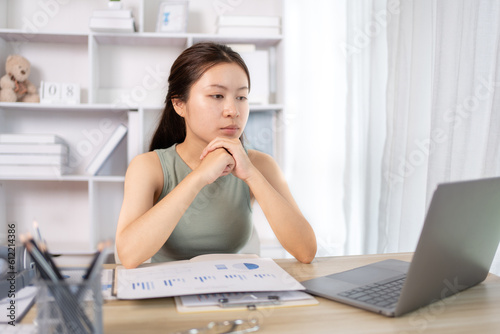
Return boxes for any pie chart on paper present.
[232,262,260,270]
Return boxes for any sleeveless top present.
[152,145,253,262]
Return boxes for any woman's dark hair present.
[149,42,251,151]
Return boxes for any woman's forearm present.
[245,169,317,263]
[116,171,206,268]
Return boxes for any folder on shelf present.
[85,124,128,176]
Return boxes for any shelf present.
[0,175,125,182]
[93,32,282,47]
[0,29,88,44]
[0,29,281,48]
[0,102,134,113]
[92,32,188,47]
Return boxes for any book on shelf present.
[0,133,70,177]
[86,124,127,176]
[0,133,65,144]
[89,17,136,33]
[0,143,68,154]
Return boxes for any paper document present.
[175,290,318,313]
[116,257,305,299]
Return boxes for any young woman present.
[116,42,316,268]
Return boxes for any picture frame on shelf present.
[156,1,189,33]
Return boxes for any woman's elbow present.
[295,240,317,264]
[118,251,141,269]
[296,248,316,264]
[116,239,140,269]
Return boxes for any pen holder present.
[35,268,103,334]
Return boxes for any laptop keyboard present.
[338,274,406,308]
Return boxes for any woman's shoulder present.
[126,151,164,196]
[130,151,161,166]
[127,151,163,178]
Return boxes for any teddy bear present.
[0,55,40,103]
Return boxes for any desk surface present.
[23,252,500,333]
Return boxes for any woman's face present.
[173,62,250,145]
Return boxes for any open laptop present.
[302,177,500,317]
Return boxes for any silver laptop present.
[302,177,500,317]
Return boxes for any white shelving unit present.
[0,0,284,254]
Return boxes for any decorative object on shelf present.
[217,15,281,36]
[0,55,40,103]
[0,133,69,177]
[40,81,81,105]
[86,124,128,176]
[156,0,189,33]
[89,4,136,33]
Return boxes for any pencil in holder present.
[35,268,103,334]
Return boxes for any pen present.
[76,240,111,304]
[84,240,111,280]
[27,231,65,281]
[21,234,94,334]
[33,220,44,244]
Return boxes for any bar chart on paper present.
[116,258,305,299]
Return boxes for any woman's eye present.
[211,94,224,99]
[237,96,248,101]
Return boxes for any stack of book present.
[0,134,69,177]
[89,8,136,33]
[216,15,281,36]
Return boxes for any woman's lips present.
[220,126,239,135]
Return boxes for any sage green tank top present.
[152,145,252,262]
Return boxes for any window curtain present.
[380,0,500,273]
[343,0,389,255]
[284,0,500,274]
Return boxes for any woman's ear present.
[172,98,186,117]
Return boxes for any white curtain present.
[284,0,500,274]
[343,0,388,255]
[380,0,500,274]
[378,0,435,253]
